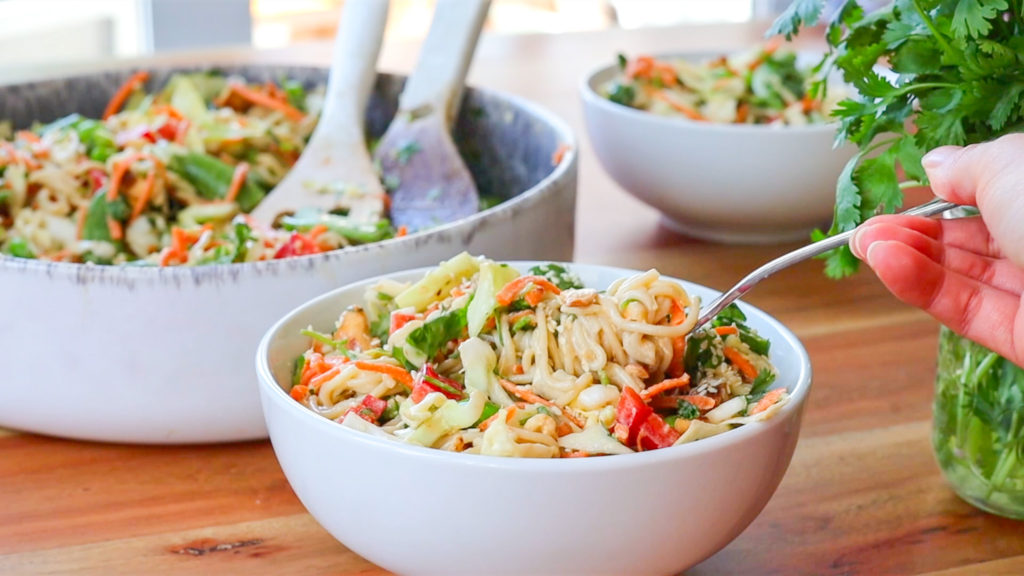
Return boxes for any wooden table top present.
[2,21,1022,576]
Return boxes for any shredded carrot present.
[495,275,562,307]
[498,379,584,428]
[158,247,183,267]
[477,410,501,431]
[353,361,414,387]
[736,102,750,123]
[668,298,689,326]
[226,83,305,122]
[107,152,163,202]
[174,118,191,144]
[551,142,571,166]
[396,225,408,237]
[150,104,184,120]
[75,207,88,240]
[224,161,250,203]
[749,389,785,416]
[564,450,590,458]
[513,364,525,375]
[801,93,818,114]
[555,419,573,437]
[289,384,310,401]
[723,346,759,381]
[130,170,157,222]
[504,406,519,424]
[652,91,705,121]
[625,55,656,80]
[678,395,717,411]
[715,325,739,336]
[103,71,150,120]
[309,366,342,392]
[15,130,40,143]
[748,37,783,71]
[507,310,533,325]
[107,217,123,241]
[524,287,546,306]
[667,335,686,378]
[640,374,691,401]
[379,192,392,213]
[308,224,329,240]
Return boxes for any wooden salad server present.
[374,0,491,233]
[250,0,389,226]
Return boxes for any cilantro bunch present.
[769,0,1024,277]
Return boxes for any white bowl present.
[580,53,856,244]
[0,66,577,444]
[257,262,812,576]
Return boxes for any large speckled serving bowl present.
[0,66,576,444]
[257,262,812,576]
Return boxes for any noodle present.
[288,255,790,458]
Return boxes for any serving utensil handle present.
[396,0,490,127]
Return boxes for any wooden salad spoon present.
[250,0,389,226]
[374,0,491,233]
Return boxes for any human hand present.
[850,133,1024,367]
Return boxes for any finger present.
[923,134,1024,267]
[864,240,1020,361]
[853,214,1005,259]
[853,222,1024,294]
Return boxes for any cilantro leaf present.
[766,0,825,40]
[750,369,777,396]
[677,399,701,420]
[951,0,1008,39]
[528,263,584,290]
[406,307,468,359]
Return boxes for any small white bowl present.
[257,262,812,576]
[580,53,856,244]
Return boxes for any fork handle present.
[695,199,959,327]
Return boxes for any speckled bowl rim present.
[580,50,843,136]
[257,261,812,471]
[0,66,578,281]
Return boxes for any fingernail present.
[864,240,888,268]
[921,146,957,172]
[850,227,867,259]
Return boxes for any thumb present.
[922,133,1024,268]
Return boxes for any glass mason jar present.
[932,206,1024,519]
[933,327,1024,518]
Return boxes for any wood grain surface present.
[2,21,1022,576]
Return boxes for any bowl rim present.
[0,65,578,279]
[256,260,812,471]
[579,49,842,136]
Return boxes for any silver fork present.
[695,198,960,328]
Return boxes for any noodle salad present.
[0,70,399,266]
[602,43,844,126]
[288,254,789,458]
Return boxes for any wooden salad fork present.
[374,0,491,233]
[250,0,389,226]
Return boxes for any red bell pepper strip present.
[274,232,320,259]
[613,386,653,446]
[344,394,387,423]
[390,311,418,335]
[635,412,681,451]
[410,364,465,403]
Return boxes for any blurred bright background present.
[0,0,796,72]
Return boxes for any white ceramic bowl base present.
[257,263,812,576]
[581,55,857,245]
